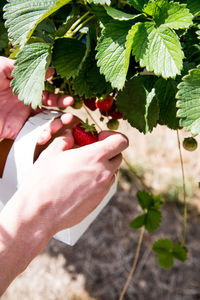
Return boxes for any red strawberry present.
[99,110,109,117]
[72,119,98,147]
[95,95,113,112]
[83,97,97,111]
[108,110,123,119]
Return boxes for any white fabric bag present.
[0,111,117,245]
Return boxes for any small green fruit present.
[72,96,83,109]
[183,137,198,152]
[107,119,119,130]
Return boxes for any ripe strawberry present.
[99,110,109,117]
[108,102,123,119]
[108,109,123,119]
[107,119,119,130]
[183,137,198,151]
[83,97,97,111]
[95,95,113,112]
[72,119,98,147]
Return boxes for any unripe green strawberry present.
[183,137,198,151]
[107,119,119,130]
[72,96,83,109]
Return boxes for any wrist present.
[0,188,53,292]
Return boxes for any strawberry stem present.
[177,130,187,246]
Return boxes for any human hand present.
[0,56,74,140]
[0,130,128,294]
[16,131,129,237]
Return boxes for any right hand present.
[16,130,129,237]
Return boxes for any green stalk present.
[72,15,95,36]
[176,130,187,246]
[66,11,90,37]
[123,157,151,192]
[83,105,102,131]
[83,106,151,191]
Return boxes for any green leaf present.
[104,6,141,21]
[11,43,51,109]
[153,239,174,254]
[153,239,174,269]
[153,194,163,210]
[128,0,149,12]
[172,243,188,262]
[96,21,134,89]
[158,252,174,269]
[137,190,154,210]
[73,53,111,98]
[130,214,146,229]
[182,26,200,65]
[88,0,111,5]
[187,0,200,16]
[132,22,184,78]
[117,76,159,133]
[142,0,166,17]
[90,4,112,26]
[145,209,162,232]
[4,0,72,48]
[154,1,193,30]
[153,239,188,269]
[52,38,88,79]
[155,78,180,130]
[176,65,200,135]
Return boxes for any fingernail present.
[63,96,74,106]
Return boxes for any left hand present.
[0,56,74,141]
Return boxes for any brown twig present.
[118,226,145,300]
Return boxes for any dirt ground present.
[1,114,200,300]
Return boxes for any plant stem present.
[118,227,145,300]
[83,106,151,191]
[66,11,90,37]
[176,130,187,246]
[123,157,151,192]
[72,15,95,36]
[83,105,102,131]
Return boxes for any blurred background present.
[2,111,200,300]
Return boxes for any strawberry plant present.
[1,0,200,298]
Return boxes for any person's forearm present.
[0,189,52,295]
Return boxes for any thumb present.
[98,130,124,141]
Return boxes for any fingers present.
[45,129,74,154]
[60,113,74,125]
[42,91,74,109]
[98,130,119,141]
[109,153,123,173]
[37,113,74,145]
[58,95,74,108]
[37,118,62,145]
[37,129,52,145]
[95,132,129,160]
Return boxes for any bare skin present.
[0,56,74,141]
[0,57,129,295]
